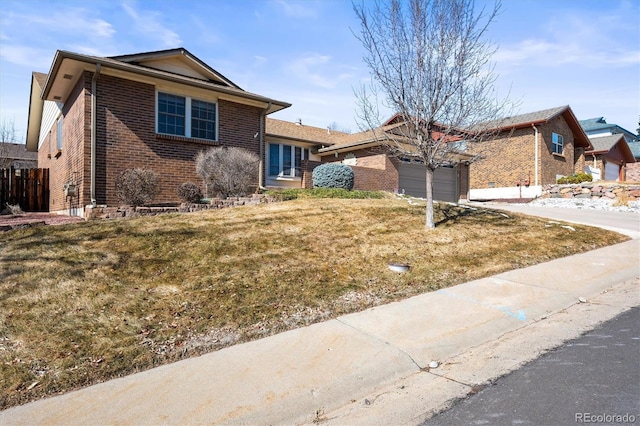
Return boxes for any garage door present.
[398,163,458,202]
[604,162,620,181]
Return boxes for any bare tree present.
[0,119,17,169]
[353,0,513,228]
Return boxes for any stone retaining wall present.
[542,183,640,201]
[85,194,277,220]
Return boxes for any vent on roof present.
[63,74,73,80]
[53,96,62,101]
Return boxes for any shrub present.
[195,147,259,198]
[177,182,203,203]
[557,173,593,184]
[115,168,160,206]
[267,188,386,201]
[312,163,354,190]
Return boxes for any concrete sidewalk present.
[1,223,639,425]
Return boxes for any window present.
[269,143,307,178]
[552,132,564,154]
[56,116,63,151]
[157,92,217,141]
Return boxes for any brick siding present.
[470,116,585,189]
[42,72,264,211]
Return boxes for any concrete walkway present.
[1,208,639,425]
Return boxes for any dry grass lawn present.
[0,197,628,408]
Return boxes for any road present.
[425,306,640,425]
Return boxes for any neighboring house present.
[265,117,471,203]
[584,134,635,181]
[579,117,638,144]
[0,143,38,169]
[468,105,592,200]
[26,48,290,215]
[627,141,640,182]
[579,117,639,182]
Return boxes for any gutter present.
[532,124,539,186]
[258,101,271,190]
[91,64,101,207]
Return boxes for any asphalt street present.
[425,306,640,426]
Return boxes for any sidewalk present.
[1,229,639,425]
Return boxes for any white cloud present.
[121,1,182,47]
[272,0,318,18]
[287,54,354,89]
[0,45,52,69]
[11,8,115,39]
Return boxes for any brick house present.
[584,135,635,181]
[468,105,593,200]
[579,117,639,182]
[26,48,290,215]
[265,118,471,202]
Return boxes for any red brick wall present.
[38,73,89,212]
[81,73,263,207]
[322,147,399,191]
[470,116,584,189]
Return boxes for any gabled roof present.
[483,105,592,149]
[27,48,291,151]
[579,117,639,143]
[586,134,636,163]
[109,48,242,90]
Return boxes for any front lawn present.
[0,197,628,408]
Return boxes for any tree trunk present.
[425,167,435,229]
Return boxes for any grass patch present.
[0,198,628,408]
[266,187,387,201]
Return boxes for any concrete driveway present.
[473,203,640,239]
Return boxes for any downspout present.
[90,64,101,206]
[532,124,539,186]
[258,101,271,190]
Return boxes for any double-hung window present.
[157,92,217,141]
[269,143,307,178]
[552,132,564,154]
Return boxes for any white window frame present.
[156,91,218,141]
[268,143,306,179]
[552,132,564,155]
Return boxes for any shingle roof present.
[2,143,38,161]
[587,134,624,152]
[628,141,640,159]
[579,117,610,132]
[265,118,346,145]
[33,72,47,88]
[483,105,569,130]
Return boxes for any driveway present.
[474,203,640,239]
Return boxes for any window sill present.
[54,150,62,158]
[552,152,565,158]
[156,133,220,145]
[270,176,302,181]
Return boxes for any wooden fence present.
[0,168,49,212]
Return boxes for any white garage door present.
[398,163,458,202]
[604,162,620,181]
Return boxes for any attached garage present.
[604,162,620,181]
[398,162,459,202]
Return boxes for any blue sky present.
[0,0,638,142]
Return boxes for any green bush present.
[312,163,354,190]
[557,173,593,184]
[177,182,203,203]
[115,168,160,206]
[267,188,385,201]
